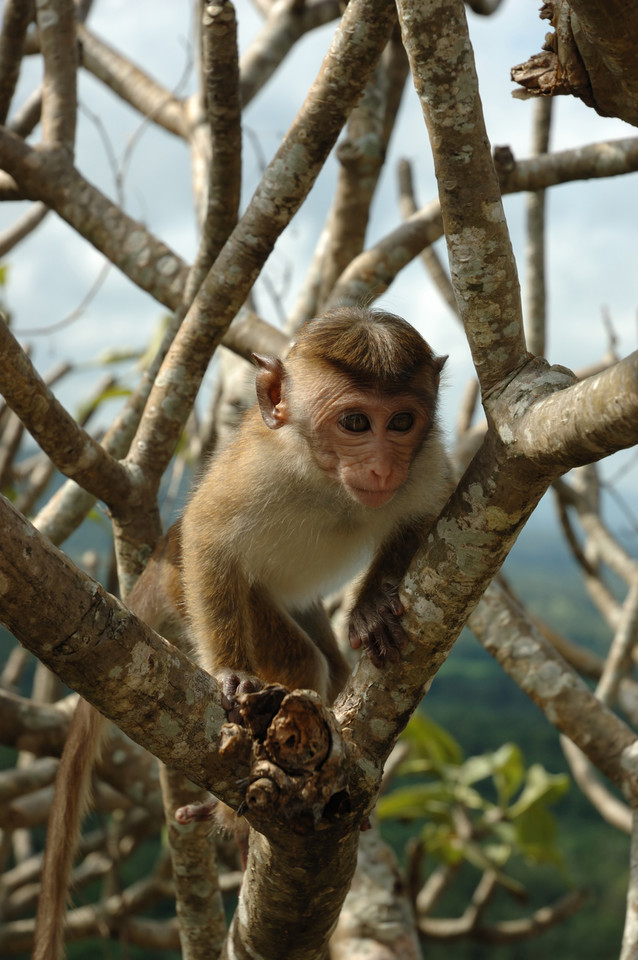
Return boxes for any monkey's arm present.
[348,521,426,668]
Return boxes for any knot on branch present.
[510,2,594,109]
[221,684,354,830]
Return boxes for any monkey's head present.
[253,307,446,509]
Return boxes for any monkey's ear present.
[434,354,448,382]
[252,354,289,430]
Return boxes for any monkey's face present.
[292,369,432,509]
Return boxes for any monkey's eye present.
[388,412,414,432]
[340,413,370,433]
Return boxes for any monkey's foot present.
[220,672,263,723]
[175,796,219,824]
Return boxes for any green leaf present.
[457,742,524,805]
[75,385,131,421]
[508,764,570,819]
[511,803,565,866]
[378,782,456,822]
[401,711,464,767]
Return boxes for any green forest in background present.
[0,507,634,959]
[381,518,630,960]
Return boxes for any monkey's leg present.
[291,601,351,701]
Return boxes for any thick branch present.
[396,0,527,396]
[229,828,359,960]
[513,351,638,468]
[0,495,244,803]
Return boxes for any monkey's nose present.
[370,460,394,487]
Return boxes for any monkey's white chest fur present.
[248,509,373,609]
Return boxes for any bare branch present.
[127,0,398,483]
[0,495,240,802]
[0,0,34,125]
[318,32,408,307]
[77,23,189,139]
[525,97,553,356]
[470,581,638,798]
[621,814,638,960]
[397,157,458,316]
[195,0,242,277]
[597,581,638,707]
[334,136,638,307]
[498,136,638,191]
[0,202,49,257]
[0,320,134,509]
[396,0,527,396]
[514,351,638,468]
[240,0,341,106]
[561,736,632,834]
[331,829,422,960]
[8,83,42,138]
[159,764,226,958]
[36,0,78,151]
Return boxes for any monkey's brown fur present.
[34,307,451,958]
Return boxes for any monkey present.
[34,306,450,958]
[179,305,450,706]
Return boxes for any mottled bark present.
[397,0,527,396]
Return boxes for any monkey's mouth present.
[350,487,396,508]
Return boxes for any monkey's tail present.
[33,699,105,960]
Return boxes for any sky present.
[1,0,637,529]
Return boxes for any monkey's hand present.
[218,669,262,724]
[348,581,409,669]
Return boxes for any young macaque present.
[177,304,450,706]
[34,307,450,958]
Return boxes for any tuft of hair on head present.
[290,305,444,401]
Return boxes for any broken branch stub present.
[221,685,354,829]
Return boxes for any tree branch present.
[513,351,638,468]
[396,0,527,396]
[0,320,135,509]
[77,22,188,139]
[0,494,245,803]
[0,201,49,256]
[333,135,638,307]
[0,0,33,125]
[196,0,242,275]
[36,0,77,152]
[126,0,398,484]
[239,0,341,106]
[471,581,638,799]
